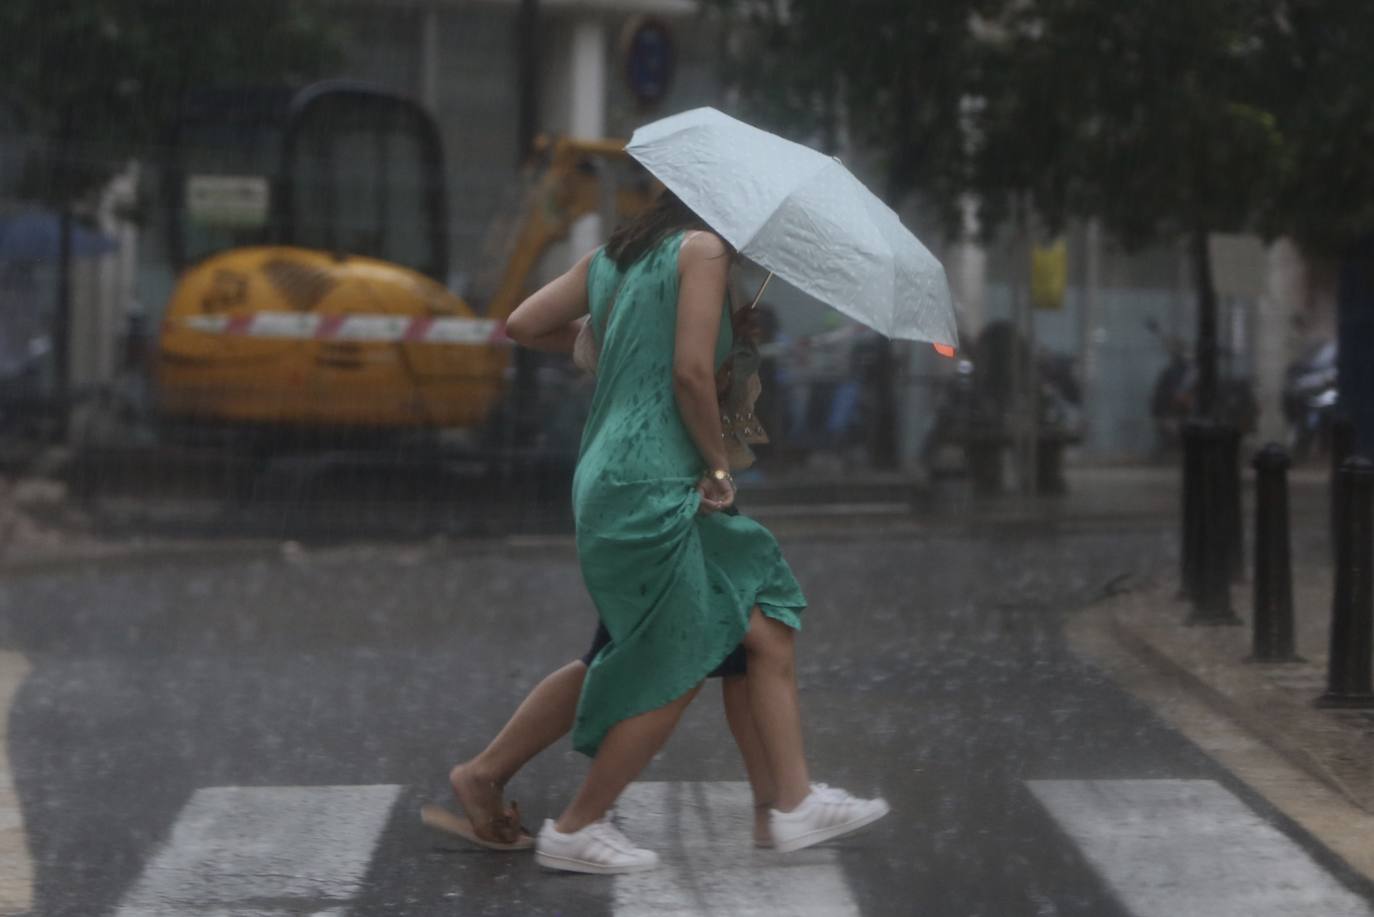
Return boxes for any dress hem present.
[572,594,805,757]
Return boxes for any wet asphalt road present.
[1,522,1369,916]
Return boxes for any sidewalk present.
[749,463,1331,534]
[1070,528,1374,885]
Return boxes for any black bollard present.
[1220,424,1245,581]
[1248,444,1302,662]
[1315,456,1374,708]
[1181,420,1206,598]
[1188,422,1241,624]
[1330,414,1356,550]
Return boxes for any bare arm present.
[673,232,734,508]
[504,251,594,353]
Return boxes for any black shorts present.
[579,503,748,677]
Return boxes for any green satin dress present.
[570,231,807,757]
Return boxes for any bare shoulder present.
[678,230,731,274]
[570,248,598,277]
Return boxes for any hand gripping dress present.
[571,231,807,757]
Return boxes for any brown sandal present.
[420,800,535,851]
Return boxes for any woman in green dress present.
[505,190,889,874]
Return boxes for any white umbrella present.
[625,107,958,349]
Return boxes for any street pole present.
[1025,225,1040,495]
[54,200,73,443]
[515,0,540,164]
[1078,219,1100,441]
[419,2,440,114]
[1013,200,1038,496]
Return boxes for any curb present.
[1104,606,1370,814]
[1067,590,1374,888]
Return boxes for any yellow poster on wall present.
[1031,239,1067,311]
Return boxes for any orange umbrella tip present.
[933,343,956,358]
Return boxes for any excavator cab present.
[157,81,504,437]
[168,82,445,281]
[157,79,654,449]
[168,86,289,271]
[282,84,447,282]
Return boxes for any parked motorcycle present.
[1282,338,1338,461]
[1145,318,1257,454]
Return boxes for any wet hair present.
[603,189,732,270]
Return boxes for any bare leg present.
[450,660,587,838]
[554,684,703,834]
[722,674,775,844]
[741,607,811,811]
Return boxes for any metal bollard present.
[1188,422,1241,624]
[1181,419,1205,598]
[1316,456,1374,708]
[1220,424,1245,581]
[1248,444,1302,662]
[1330,414,1356,550]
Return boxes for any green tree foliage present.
[1257,2,1374,257]
[712,0,1350,416]
[704,0,1001,229]
[0,0,344,203]
[710,0,1374,261]
[978,1,1289,414]
[976,0,1283,246]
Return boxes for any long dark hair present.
[604,189,731,269]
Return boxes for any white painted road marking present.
[114,784,400,917]
[1028,779,1374,917]
[614,781,860,917]
[0,652,32,916]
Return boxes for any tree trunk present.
[1191,226,1219,419]
[53,204,73,442]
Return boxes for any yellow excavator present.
[156,80,652,444]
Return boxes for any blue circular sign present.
[624,18,675,106]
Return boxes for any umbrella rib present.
[737,156,841,252]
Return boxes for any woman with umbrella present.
[464,109,955,875]
[505,189,887,875]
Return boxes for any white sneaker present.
[769,784,890,853]
[535,817,659,874]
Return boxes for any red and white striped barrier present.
[170,312,509,344]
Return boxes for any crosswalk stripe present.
[114,785,400,917]
[613,782,860,917]
[1028,779,1374,917]
[0,652,33,917]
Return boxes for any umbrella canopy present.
[626,107,957,348]
[0,211,119,262]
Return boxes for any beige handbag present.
[716,336,769,470]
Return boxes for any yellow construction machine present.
[156,81,651,443]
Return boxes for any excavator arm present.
[482,137,657,321]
